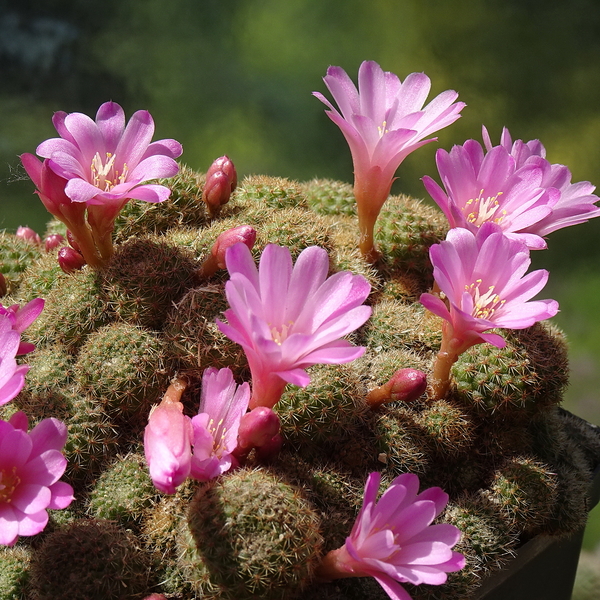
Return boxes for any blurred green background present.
[2,0,600,550]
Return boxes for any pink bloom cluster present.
[144,368,250,494]
[420,223,558,354]
[314,60,464,259]
[217,243,372,409]
[423,127,600,249]
[317,472,464,600]
[22,101,182,268]
[0,412,74,546]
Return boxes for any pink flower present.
[217,243,372,409]
[314,60,464,259]
[0,298,45,355]
[35,101,182,207]
[144,388,193,495]
[0,411,74,546]
[0,317,30,406]
[316,472,464,600]
[189,367,250,481]
[422,135,559,250]
[144,370,250,492]
[420,224,558,351]
[482,126,600,238]
[420,224,558,400]
[24,101,183,268]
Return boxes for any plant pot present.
[472,416,600,600]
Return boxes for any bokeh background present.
[2,0,600,565]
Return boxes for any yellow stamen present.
[465,280,506,320]
[465,189,505,226]
[90,152,129,191]
[0,467,20,503]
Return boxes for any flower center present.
[207,417,228,457]
[464,189,506,226]
[466,279,506,321]
[270,322,293,345]
[90,152,129,191]
[377,120,389,137]
[0,467,20,503]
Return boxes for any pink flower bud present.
[0,273,7,297]
[202,155,237,216]
[366,368,427,408]
[197,226,257,279]
[57,247,86,274]
[212,226,257,269]
[237,406,281,450]
[16,226,42,246]
[143,595,168,600]
[44,233,66,252]
[206,155,237,191]
[144,379,193,495]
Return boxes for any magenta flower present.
[0,317,30,406]
[0,411,74,546]
[0,297,45,355]
[420,223,558,399]
[144,388,193,495]
[482,126,600,238]
[314,60,465,260]
[217,243,372,409]
[23,101,182,268]
[422,136,559,250]
[189,367,250,481]
[316,472,464,600]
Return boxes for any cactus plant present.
[3,168,599,600]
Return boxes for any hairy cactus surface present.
[3,169,600,600]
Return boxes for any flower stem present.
[429,350,459,401]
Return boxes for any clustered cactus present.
[1,164,599,600]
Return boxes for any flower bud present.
[16,226,42,246]
[206,155,237,191]
[202,155,237,216]
[57,246,86,274]
[44,233,66,252]
[0,273,7,297]
[366,368,427,408]
[237,406,281,450]
[197,226,256,279]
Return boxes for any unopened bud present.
[0,273,7,297]
[213,226,256,269]
[206,155,237,190]
[237,406,281,450]
[197,226,256,279]
[44,233,66,252]
[202,155,237,216]
[16,226,42,246]
[366,368,427,408]
[57,246,86,274]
